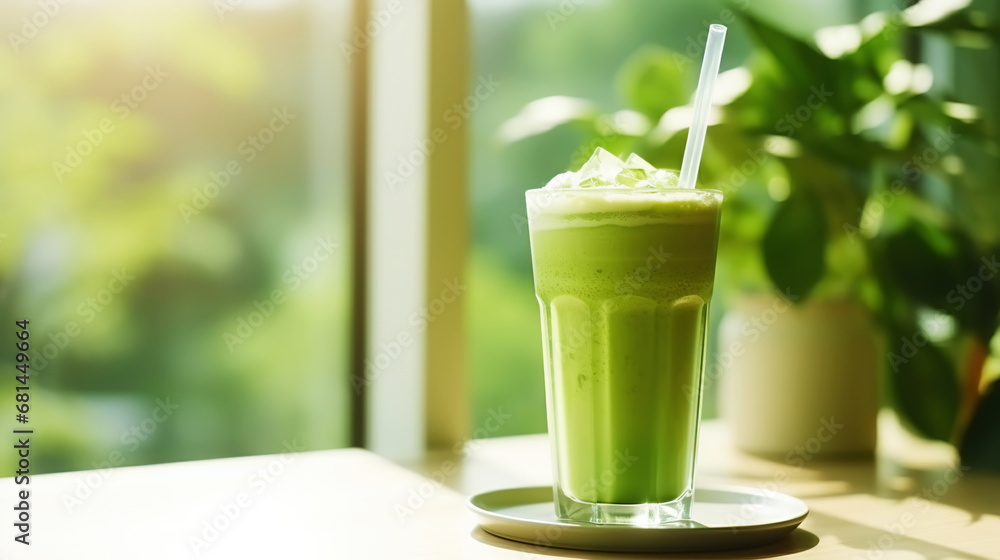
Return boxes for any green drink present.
[526,149,722,525]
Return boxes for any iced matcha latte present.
[526,148,722,524]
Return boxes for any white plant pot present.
[718,295,879,457]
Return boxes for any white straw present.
[678,24,727,189]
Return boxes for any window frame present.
[354,0,470,461]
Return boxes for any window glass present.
[0,0,351,473]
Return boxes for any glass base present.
[554,486,694,525]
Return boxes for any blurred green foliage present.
[471,0,1000,467]
[1,1,349,475]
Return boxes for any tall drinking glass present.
[526,172,722,525]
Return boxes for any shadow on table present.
[804,511,996,560]
[705,456,1000,522]
[471,526,820,559]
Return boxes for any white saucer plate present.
[468,485,809,553]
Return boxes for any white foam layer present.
[526,189,722,230]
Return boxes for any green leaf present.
[879,221,1000,342]
[738,13,842,96]
[762,189,827,300]
[616,46,688,120]
[960,380,1000,471]
[885,323,960,442]
[907,5,1000,39]
[881,221,966,302]
[898,96,990,142]
[497,96,598,144]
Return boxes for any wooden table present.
[2,421,998,559]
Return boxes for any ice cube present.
[545,148,682,190]
[579,176,613,189]
[544,171,577,190]
[646,169,681,188]
[623,153,657,174]
[578,147,625,181]
[615,168,647,187]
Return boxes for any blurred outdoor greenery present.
[468,0,1000,468]
[0,1,350,476]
